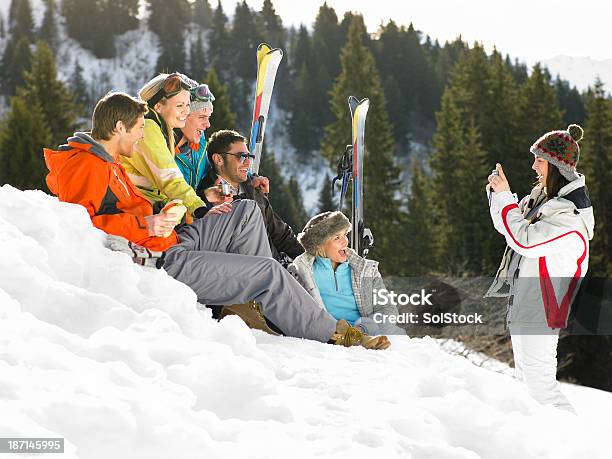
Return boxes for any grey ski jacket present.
[288,249,405,336]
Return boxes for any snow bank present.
[1,184,611,459]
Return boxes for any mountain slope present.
[541,55,612,92]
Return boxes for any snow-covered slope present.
[541,56,612,93]
[1,184,611,459]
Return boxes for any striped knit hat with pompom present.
[530,124,584,181]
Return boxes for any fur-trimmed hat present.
[530,124,584,181]
[297,211,351,255]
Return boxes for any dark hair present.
[92,92,148,141]
[206,129,247,163]
[545,162,570,200]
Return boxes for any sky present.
[219,0,612,64]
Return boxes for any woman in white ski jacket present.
[289,211,405,336]
[486,124,594,412]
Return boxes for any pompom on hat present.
[530,124,584,181]
[297,211,351,255]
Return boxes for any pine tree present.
[481,50,521,196]
[20,42,78,146]
[312,3,343,78]
[429,37,468,98]
[375,21,433,143]
[0,12,6,39]
[455,120,491,273]
[287,176,308,229]
[404,160,435,275]
[257,0,288,108]
[0,96,52,190]
[286,25,318,150]
[504,55,528,85]
[109,0,139,35]
[192,0,212,29]
[230,0,261,81]
[321,17,404,274]
[427,47,521,273]
[39,0,57,50]
[288,63,319,153]
[429,84,469,273]
[0,36,32,96]
[290,24,313,72]
[1,0,35,96]
[70,59,89,114]
[580,79,612,276]
[375,21,409,142]
[228,1,262,129]
[515,63,563,196]
[309,3,343,132]
[258,0,284,49]
[260,151,306,231]
[11,0,34,40]
[208,1,232,82]
[8,0,19,26]
[555,76,586,126]
[62,0,117,58]
[189,35,206,78]
[149,0,189,72]
[205,67,237,135]
[317,174,336,213]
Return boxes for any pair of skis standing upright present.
[247,43,373,258]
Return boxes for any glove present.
[105,235,166,269]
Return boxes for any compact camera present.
[220,182,233,196]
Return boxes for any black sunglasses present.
[220,152,255,164]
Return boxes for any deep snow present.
[1,184,611,459]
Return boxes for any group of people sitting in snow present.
[43,71,594,413]
[44,72,402,350]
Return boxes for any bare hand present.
[206,201,233,216]
[144,212,178,237]
[252,176,270,194]
[487,163,511,193]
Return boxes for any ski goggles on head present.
[148,73,191,107]
[220,152,255,164]
[190,84,215,103]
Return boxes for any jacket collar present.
[61,132,114,163]
[557,173,586,198]
[294,248,377,275]
[146,110,171,149]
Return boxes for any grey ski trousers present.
[163,199,337,342]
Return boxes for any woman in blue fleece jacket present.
[288,211,405,336]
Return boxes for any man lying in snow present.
[43,91,390,350]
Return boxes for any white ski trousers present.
[510,330,575,413]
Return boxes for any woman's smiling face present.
[532,156,549,187]
[156,90,190,129]
[321,230,349,265]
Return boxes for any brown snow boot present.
[330,320,391,350]
[219,301,280,336]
